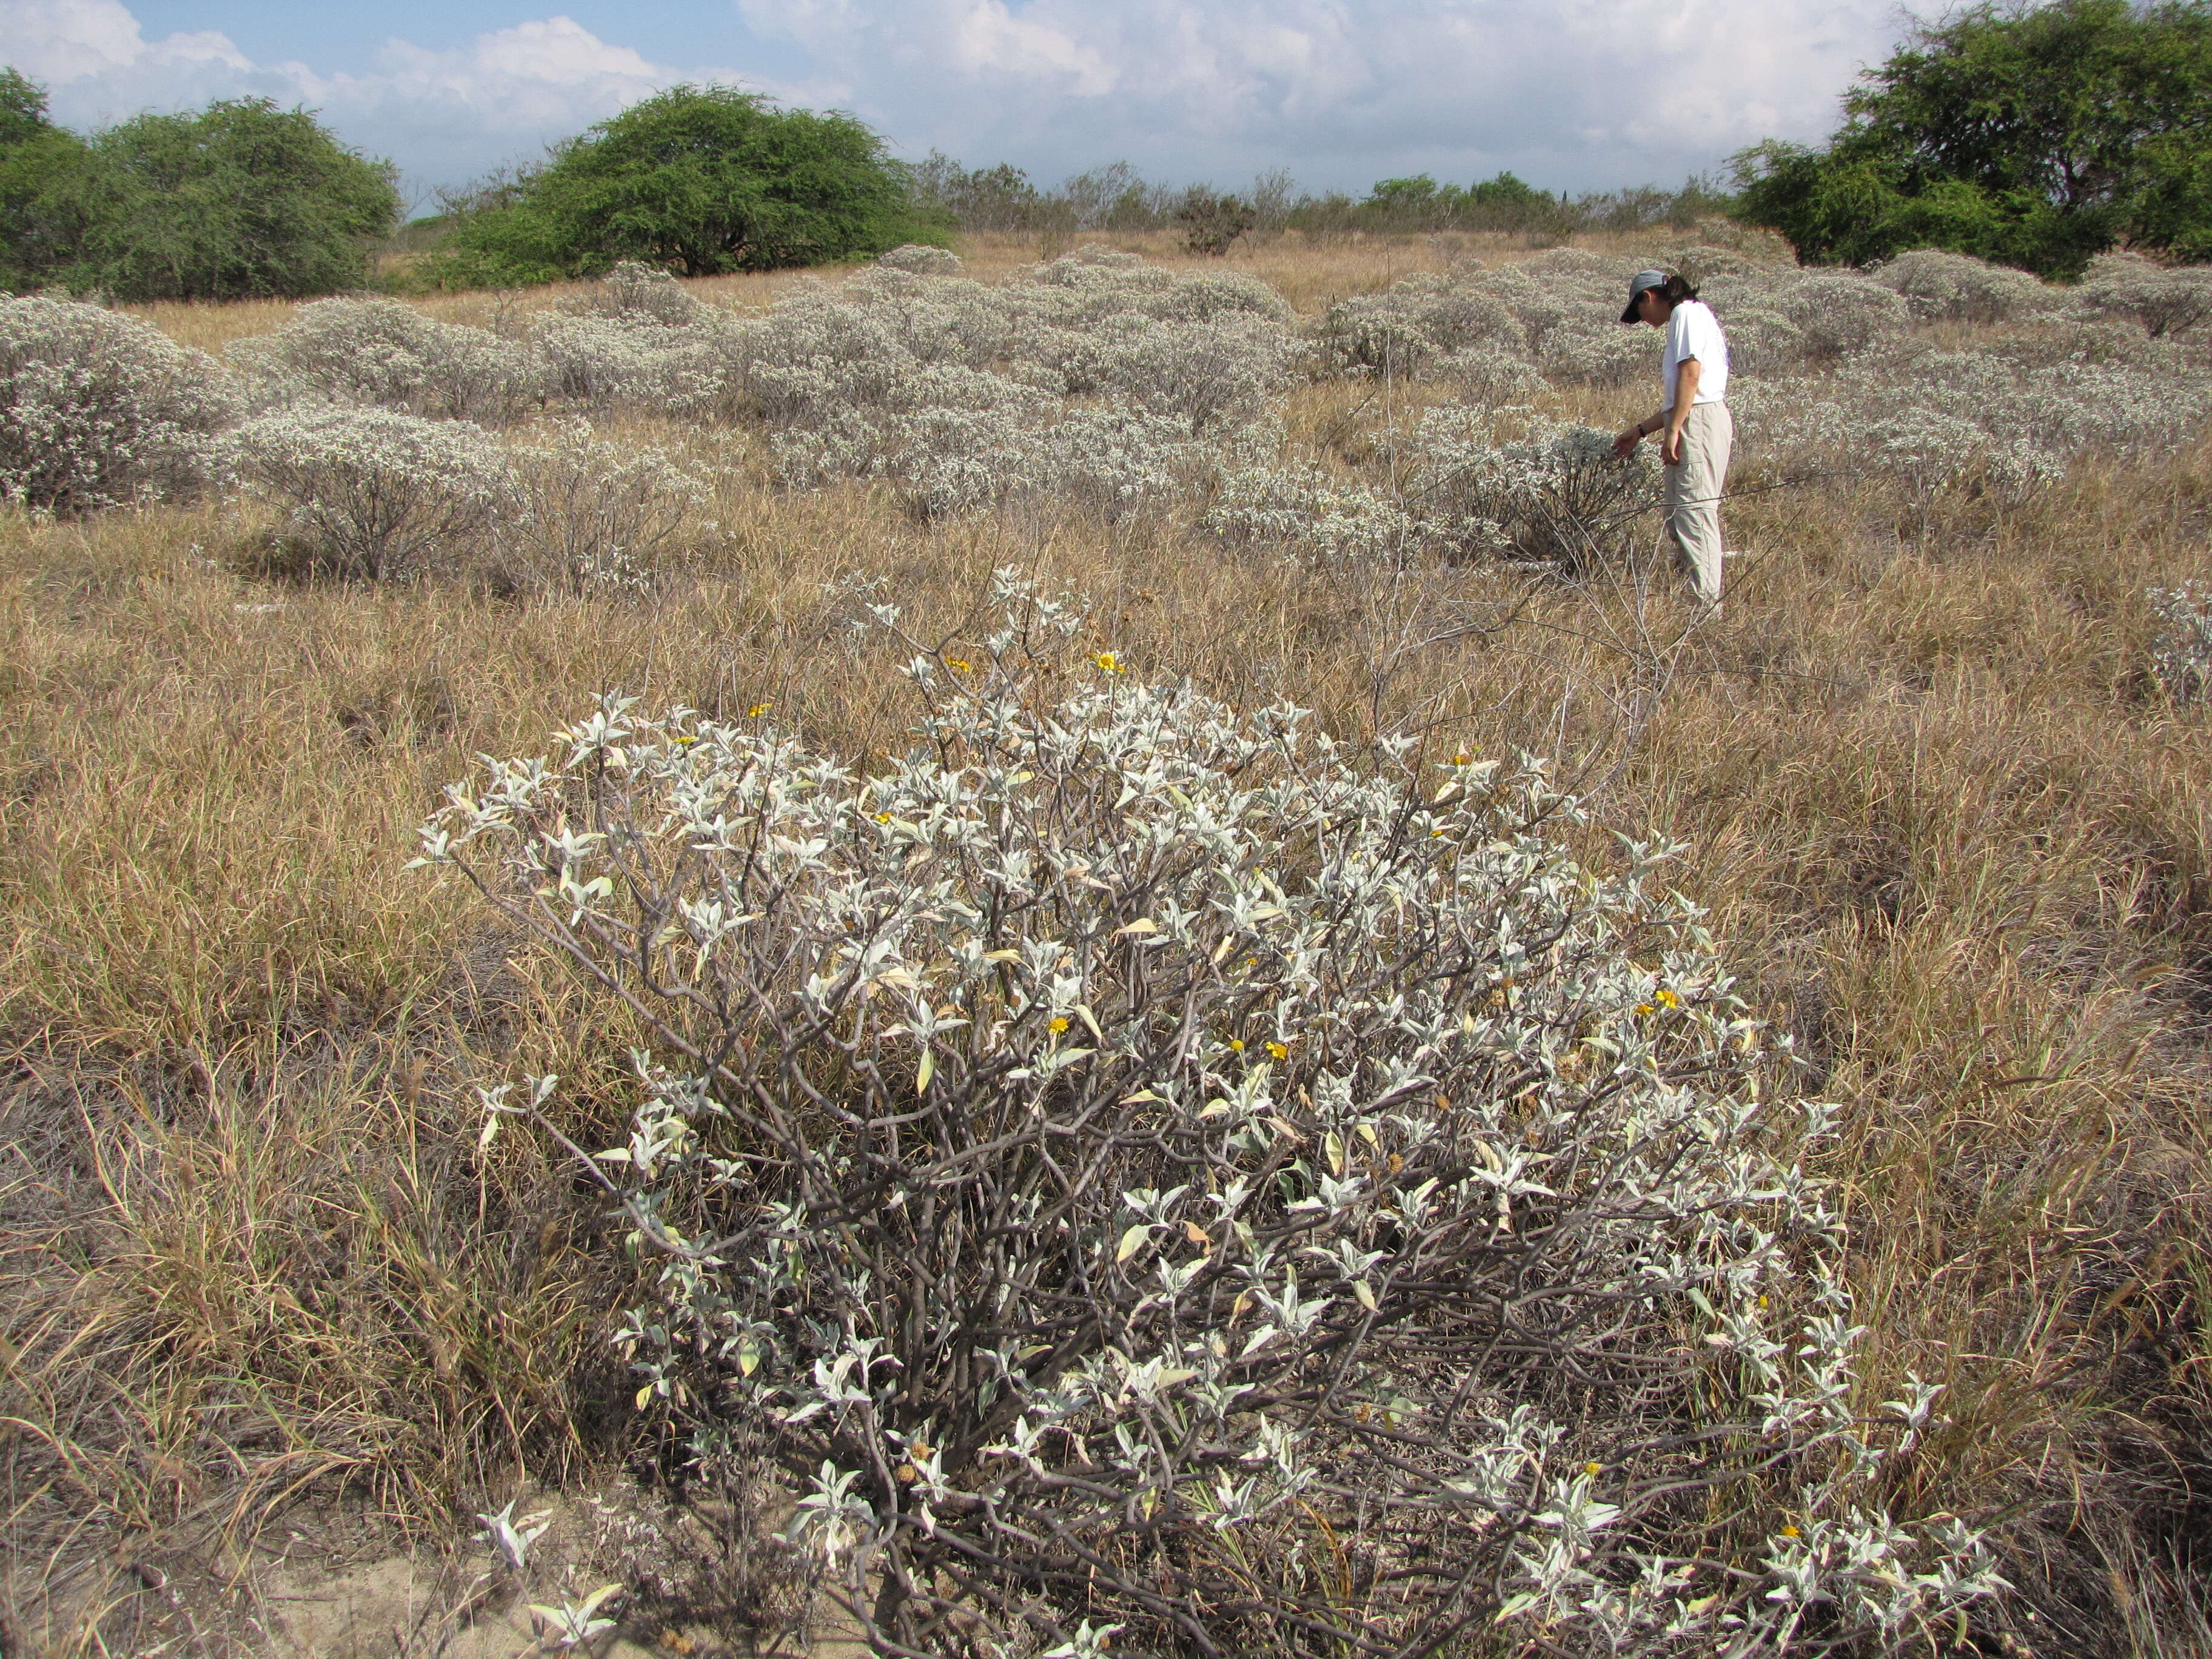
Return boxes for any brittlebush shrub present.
[421,578,2002,1658]
[0,294,236,514]
[227,404,511,580]
[495,420,709,597]
[230,295,541,424]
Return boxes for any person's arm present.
[1613,404,1669,458]
[1661,357,1701,464]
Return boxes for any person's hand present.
[1661,427,1683,466]
[1613,426,1641,460]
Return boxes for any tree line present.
[3,0,2210,302]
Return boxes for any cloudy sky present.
[4,0,1903,207]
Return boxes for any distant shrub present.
[421,575,2002,1657]
[1869,249,2055,324]
[1430,344,1547,406]
[428,86,940,285]
[1319,275,1522,378]
[0,295,235,515]
[1734,340,2212,505]
[2079,252,2212,338]
[876,243,962,275]
[873,398,1048,520]
[232,297,540,424]
[228,405,510,580]
[528,311,729,416]
[1091,314,1297,434]
[1148,270,1293,325]
[498,420,709,595]
[566,259,708,328]
[1542,322,1657,387]
[1174,186,1255,256]
[1775,272,1913,363]
[1205,462,1418,564]
[1710,305,1805,375]
[25,98,398,301]
[1026,400,1213,518]
[2150,581,2212,703]
[717,256,1292,518]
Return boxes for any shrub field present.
[3,226,2210,1656]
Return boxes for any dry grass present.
[5,247,2210,1655]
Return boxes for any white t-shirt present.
[1662,299,1728,407]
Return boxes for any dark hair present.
[1658,273,1700,306]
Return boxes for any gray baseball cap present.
[1620,269,1668,323]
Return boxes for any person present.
[1612,269,1731,610]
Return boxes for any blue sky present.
[5,0,1907,205]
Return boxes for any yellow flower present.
[1227,1037,1245,1053]
[1634,1002,1657,1017]
[1452,751,1473,766]
[1048,1016,1070,1033]
[747,702,772,718]
[1584,1461,1602,1477]
[874,811,892,823]
[948,659,972,673]
[1092,651,1122,674]
[675,734,697,746]
[1265,1041,1289,1061]
[1655,987,1681,1009]
[1780,1524,1801,1539]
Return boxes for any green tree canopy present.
[0,69,89,289]
[0,81,397,300]
[0,66,52,148]
[1467,171,1546,210]
[1734,0,2212,275]
[431,85,940,286]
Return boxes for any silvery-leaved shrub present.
[1431,344,1547,407]
[528,311,731,417]
[1205,462,1418,566]
[0,295,236,516]
[1868,249,2054,326]
[1318,276,1523,379]
[230,297,541,424]
[877,244,964,276]
[570,260,709,328]
[2077,251,2212,339]
[498,419,710,597]
[2150,581,2212,703]
[1024,401,1214,519]
[420,575,2001,1657]
[1408,406,1655,568]
[1088,313,1297,435]
[1732,339,2211,509]
[875,400,1048,520]
[228,405,511,581]
[777,394,1208,525]
[1775,273,1912,364]
[1541,321,1658,388]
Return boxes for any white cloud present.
[2,0,244,80]
[0,0,1906,195]
[0,0,799,192]
[736,0,1903,190]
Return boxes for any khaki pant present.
[1664,401,1732,605]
